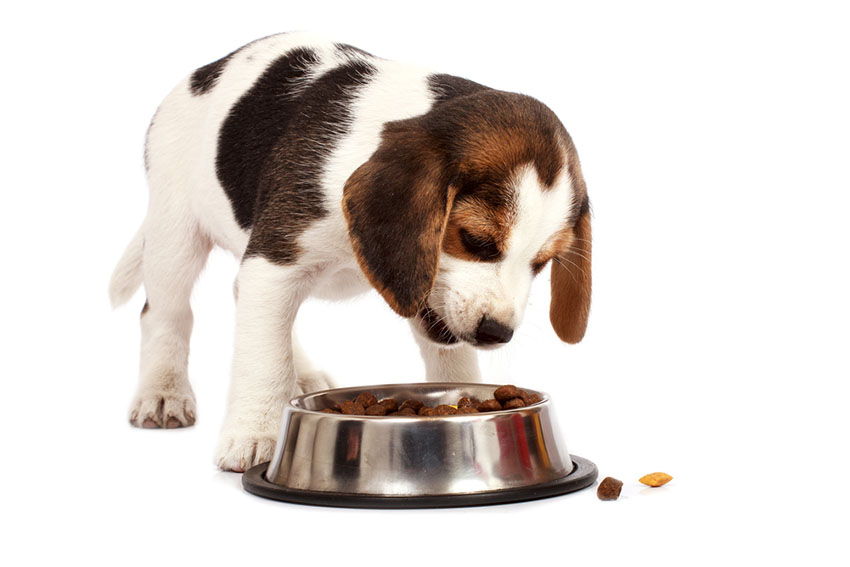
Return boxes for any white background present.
[1,1,848,565]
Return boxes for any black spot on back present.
[216,48,322,229]
[190,35,282,95]
[428,74,490,104]
[216,54,377,263]
[245,59,378,263]
[190,54,234,95]
[335,43,375,59]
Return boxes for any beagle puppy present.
[109,32,592,472]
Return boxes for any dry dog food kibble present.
[524,393,543,405]
[339,401,365,415]
[434,404,458,415]
[494,385,523,402]
[355,392,378,408]
[597,477,623,500]
[390,407,418,416]
[399,399,425,413]
[639,472,673,487]
[365,404,388,416]
[476,399,503,412]
[321,385,541,417]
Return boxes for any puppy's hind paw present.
[215,432,277,473]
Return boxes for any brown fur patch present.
[431,91,572,261]
[442,192,516,261]
[343,120,457,317]
[424,90,566,190]
[549,206,592,343]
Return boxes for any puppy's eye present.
[460,229,501,261]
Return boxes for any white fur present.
[110,33,577,471]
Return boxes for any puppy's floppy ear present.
[550,199,592,343]
[343,119,456,318]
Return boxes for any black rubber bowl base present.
[242,455,597,509]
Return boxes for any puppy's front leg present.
[410,322,482,383]
[215,257,312,472]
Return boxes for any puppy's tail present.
[109,226,144,308]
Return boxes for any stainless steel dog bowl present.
[242,383,597,507]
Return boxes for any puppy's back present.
[144,33,445,247]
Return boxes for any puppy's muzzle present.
[475,316,514,346]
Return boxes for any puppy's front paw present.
[215,429,277,472]
[129,391,196,429]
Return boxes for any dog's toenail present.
[166,417,182,429]
[142,418,159,429]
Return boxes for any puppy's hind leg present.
[129,217,211,429]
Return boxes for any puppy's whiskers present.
[559,246,591,263]
[553,256,587,282]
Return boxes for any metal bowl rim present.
[287,381,550,419]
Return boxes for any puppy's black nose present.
[475,317,514,345]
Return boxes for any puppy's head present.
[344,90,591,348]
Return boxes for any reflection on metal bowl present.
[243,383,597,508]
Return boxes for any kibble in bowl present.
[317,384,543,417]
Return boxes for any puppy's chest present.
[310,265,371,300]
